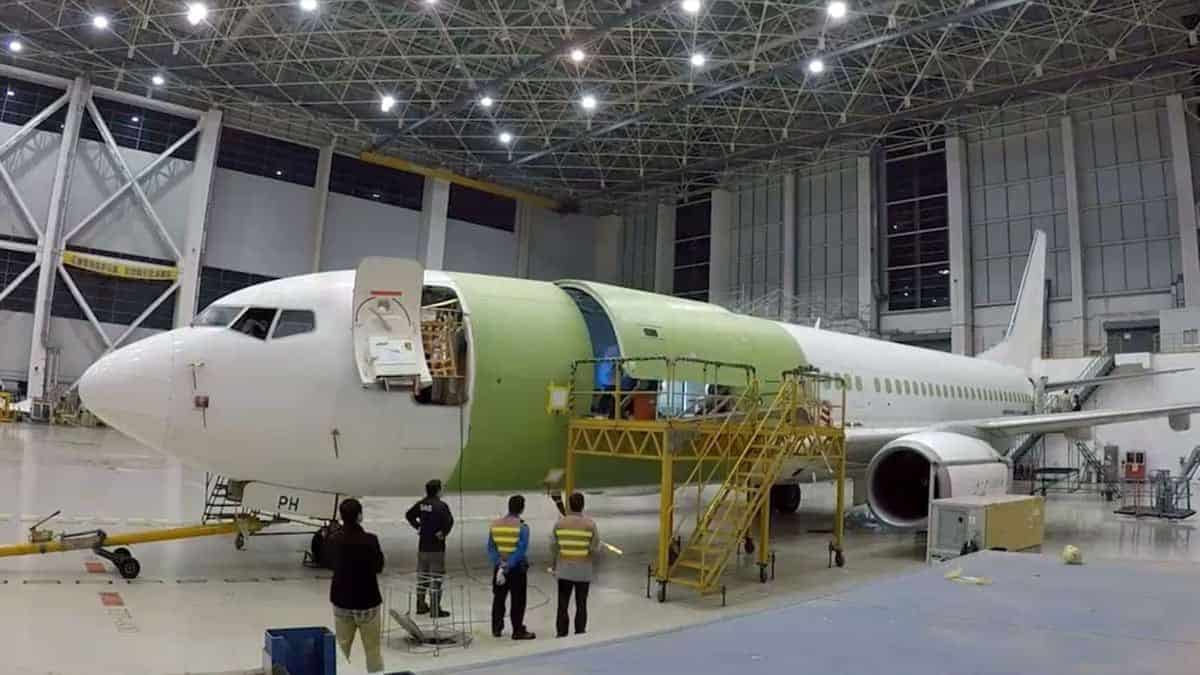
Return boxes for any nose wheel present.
[95,546,141,580]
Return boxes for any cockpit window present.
[231,307,277,340]
[193,305,244,327]
[272,310,316,339]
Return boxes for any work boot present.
[415,598,430,615]
[512,629,536,640]
[432,607,451,619]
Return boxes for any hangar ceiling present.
[1,0,1197,207]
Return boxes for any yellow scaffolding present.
[561,359,846,602]
[0,392,14,423]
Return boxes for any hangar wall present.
[0,71,603,389]
[617,88,1200,358]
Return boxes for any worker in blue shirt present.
[488,495,535,640]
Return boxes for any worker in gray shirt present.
[550,492,600,637]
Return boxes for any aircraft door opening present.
[416,285,469,406]
[353,258,432,391]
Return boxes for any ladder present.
[202,474,244,524]
[665,378,803,595]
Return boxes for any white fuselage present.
[79,270,1033,496]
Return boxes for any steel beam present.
[27,77,88,400]
[310,142,335,273]
[174,109,224,326]
[1060,115,1088,356]
[1166,94,1200,307]
[418,177,451,271]
[946,136,973,355]
[654,203,676,295]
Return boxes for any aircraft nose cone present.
[79,332,175,449]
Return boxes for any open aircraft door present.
[353,257,432,390]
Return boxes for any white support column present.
[654,203,676,294]
[419,177,450,271]
[310,142,334,273]
[856,156,877,333]
[173,109,223,327]
[1167,94,1200,307]
[1061,115,1088,354]
[781,172,797,317]
[594,214,623,283]
[946,136,974,355]
[708,189,734,306]
[27,77,88,400]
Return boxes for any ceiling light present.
[479,95,494,108]
[498,131,513,145]
[808,58,825,74]
[371,193,381,199]
[424,0,438,5]
[275,169,283,176]
[827,1,848,20]
[299,0,318,11]
[8,39,23,53]
[581,94,597,111]
[380,94,396,112]
[186,3,208,26]
[131,115,140,123]
[92,15,110,30]
[681,0,701,14]
[570,48,585,63]
[690,52,706,67]
[151,73,166,86]
[5,89,13,97]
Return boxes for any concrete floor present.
[1,423,1198,675]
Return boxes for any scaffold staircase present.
[666,377,806,594]
[202,474,244,524]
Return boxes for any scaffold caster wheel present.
[657,582,667,603]
[743,537,755,555]
[835,550,845,568]
[117,557,141,580]
[235,533,246,550]
[113,547,131,560]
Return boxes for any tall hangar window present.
[0,76,65,129]
[448,183,516,232]
[79,96,199,159]
[329,154,424,210]
[674,194,712,301]
[50,247,176,330]
[884,141,949,310]
[197,267,276,315]
[217,127,319,186]
[620,206,656,291]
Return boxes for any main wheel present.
[743,536,755,555]
[758,565,768,583]
[771,484,802,514]
[118,557,141,580]
[310,531,326,567]
[235,533,246,550]
[656,583,667,603]
[834,550,845,568]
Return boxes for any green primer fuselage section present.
[446,273,807,492]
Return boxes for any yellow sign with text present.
[61,251,178,281]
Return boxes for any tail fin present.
[978,230,1046,373]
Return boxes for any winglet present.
[978,231,1047,373]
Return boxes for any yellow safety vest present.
[555,520,595,560]
[490,517,521,556]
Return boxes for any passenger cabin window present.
[874,377,881,393]
[272,310,316,338]
[855,376,863,392]
[885,379,893,394]
[232,307,277,340]
[193,305,244,327]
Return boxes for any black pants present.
[556,578,590,637]
[492,565,528,635]
[592,386,616,418]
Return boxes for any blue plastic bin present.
[263,626,337,675]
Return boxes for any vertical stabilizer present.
[978,230,1047,373]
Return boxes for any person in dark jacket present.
[405,479,454,617]
[329,498,385,673]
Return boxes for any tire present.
[235,533,245,550]
[310,531,325,567]
[113,547,131,560]
[656,583,667,603]
[118,557,141,580]
[758,565,768,583]
[743,537,755,555]
[835,551,845,568]
[771,484,802,514]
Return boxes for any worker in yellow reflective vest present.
[551,492,600,638]
[487,495,535,640]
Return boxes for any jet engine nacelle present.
[865,430,1009,529]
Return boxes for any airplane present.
[78,230,1200,547]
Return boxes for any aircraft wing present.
[844,402,1200,456]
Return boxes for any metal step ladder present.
[665,379,804,595]
[202,474,244,524]
[1011,353,1116,467]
